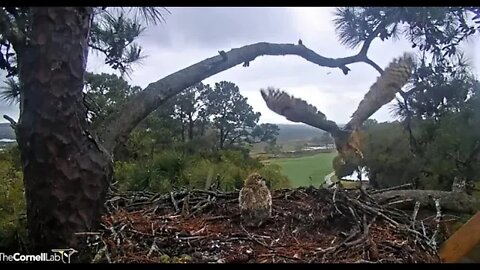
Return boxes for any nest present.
[82,186,442,263]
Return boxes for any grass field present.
[266,152,336,188]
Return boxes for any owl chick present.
[239,173,272,227]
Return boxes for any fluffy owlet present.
[239,173,272,227]
[260,52,414,161]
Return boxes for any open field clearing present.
[265,152,336,188]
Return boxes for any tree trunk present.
[219,128,225,149]
[16,7,112,252]
[187,113,194,141]
[372,189,480,214]
[180,121,186,142]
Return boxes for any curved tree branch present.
[359,20,388,59]
[99,42,387,153]
[3,114,17,130]
[364,57,384,74]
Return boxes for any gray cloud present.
[0,103,18,121]
[141,7,299,50]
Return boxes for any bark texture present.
[16,7,112,252]
[373,190,480,214]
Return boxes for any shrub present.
[0,148,28,251]
[256,163,291,189]
[114,150,188,193]
[113,147,292,194]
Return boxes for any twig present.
[181,193,190,217]
[75,232,101,236]
[345,196,400,227]
[240,225,274,250]
[177,235,209,241]
[95,240,112,263]
[386,199,414,206]
[354,259,388,263]
[410,201,421,228]
[170,192,179,213]
[421,221,426,237]
[344,215,369,247]
[3,115,17,130]
[370,183,413,194]
[205,215,230,221]
[191,189,236,197]
[428,197,442,249]
[332,186,345,215]
[190,198,216,216]
[314,246,337,253]
[147,238,158,257]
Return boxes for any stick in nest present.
[170,192,180,213]
[344,214,370,248]
[240,224,274,250]
[410,201,421,228]
[428,197,442,249]
[370,183,413,194]
[332,186,345,215]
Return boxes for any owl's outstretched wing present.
[345,53,415,131]
[260,87,342,136]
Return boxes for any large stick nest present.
[83,187,442,263]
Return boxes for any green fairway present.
[267,152,336,188]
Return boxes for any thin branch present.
[100,41,388,152]
[88,43,109,55]
[397,92,419,154]
[359,21,388,57]
[364,57,384,74]
[410,201,421,228]
[3,114,17,130]
[371,183,413,194]
[169,192,179,213]
[428,197,442,249]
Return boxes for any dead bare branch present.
[100,42,387,152]
[373,189,480,214]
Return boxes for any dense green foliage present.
[359,122,421,188]
[331,7,480,192]
[114,149,290,193]
[333,7,479,65]
[359,78,480,190]
[0,146,27,251]
[84,74,288,193]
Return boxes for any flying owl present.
[260,53,414,163]
[239,173,272,227]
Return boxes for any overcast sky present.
[1,7,479,124]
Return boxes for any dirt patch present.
[84,187,441,263]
